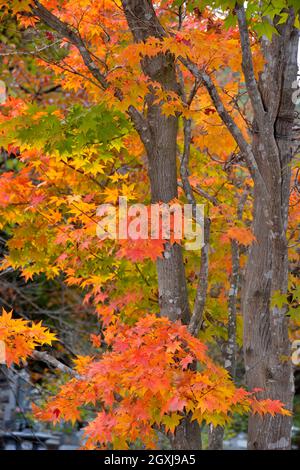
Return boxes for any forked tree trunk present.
[242,23,299,450]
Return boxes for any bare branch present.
[32,1,108,89]
[177,113,210,337]
[0,39,61,56]
[192,185,218,206]
[226,188,249,378]
[179,56,271,205]
[127,105,152,151]
[179,119,197,206]
[31,350,79,378]
[189,217,210,337]
[235,4,266,125]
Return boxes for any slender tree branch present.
[32,1,108,89]
[177,113,210,337]
[0,40,61,56]
[179,119,196,207]
[235,3,266,125]
[31,350,79,378]
[189,218,210,337]
[179,56,271,206]
[208,187,249,450]
[192,185,218,206]
[226,188,249,378]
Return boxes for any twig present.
[189,217,210,336]
[31,350,79,378]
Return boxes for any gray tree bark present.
[181,5,299,450]
[208,191,247,450]
[241,14,299,450]
[121,0,191,325]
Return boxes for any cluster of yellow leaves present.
[0,133,138,287]
[0,309,57,366]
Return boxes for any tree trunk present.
[146,81,191,324]
[208,196,245,450]
[208,424,224,450]
[243,181,293,450]
[242,23,299,450]
[177,4,298,451]
[170,416,202,450]
[121,0,201,449]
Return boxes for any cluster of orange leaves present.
[0,308,56,366]
[30,315,290,449]
[0,308,291,449]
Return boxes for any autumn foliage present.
[0,0,299,451]
[0,308,56,366]
[1,311,290,449]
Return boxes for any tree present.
[181,2,299,449]
[0,0,299,450]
